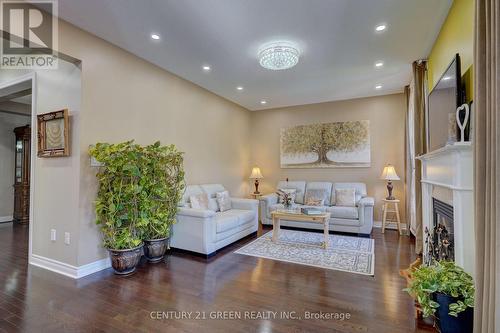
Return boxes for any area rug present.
[235,229,375,276]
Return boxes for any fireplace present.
[424,198,454,265]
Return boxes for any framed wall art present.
[280,120,370,168]
[37,109,70,157]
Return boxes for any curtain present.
[405,82,417,238]
[410,61,427,254]
[473,0,500,332]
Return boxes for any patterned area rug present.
[235,230,375,276]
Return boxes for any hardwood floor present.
[0,222,433,333]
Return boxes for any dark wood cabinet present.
[13,125,30,225]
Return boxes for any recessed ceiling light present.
[442,76,452,81]
[236,86,244,91]
[375,84,383,90]
[375,61,384,68]
[375,24,387,32]
[260,100,267,105]
[151,34,160,40]
[202,65,211,71]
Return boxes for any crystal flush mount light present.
[258,42,300,70]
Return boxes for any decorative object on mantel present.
[380,164,400,200]
[455,103,470,144]
[249,166,263,194]
[37,109,69,157]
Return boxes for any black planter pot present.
[143,237,169,263]
[434,293,473,333]
[108,244,143,275]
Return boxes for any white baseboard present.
[0,216,13,223]
[29,254,111,279]
[373,220,408,230]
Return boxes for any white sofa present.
[171,184,258,256]
[260,181,374,235]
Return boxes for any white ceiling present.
[57,0,452,110]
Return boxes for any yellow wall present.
[427,0,474,100]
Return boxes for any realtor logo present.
[1,0,58,69]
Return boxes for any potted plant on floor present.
[140,142,185,263]
[89,141,145,275]
[404,260,474,333]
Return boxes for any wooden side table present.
[382,199,402,235]
[250,193,263,223]
[250,193,262,200]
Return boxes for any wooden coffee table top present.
[271,210,331,223]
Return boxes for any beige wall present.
[53,21,251,266]
[0,59,82,265]
[250,93,407,222]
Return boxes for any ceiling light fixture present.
[151,34,160,40]
[236,86,244,91]
[375,61,384,68]
[202,65,211,71]
[375,24,387,32]
[442,76,452,81]
[258,42,300,70]
[260,100,267,105]
[375,85,383,90]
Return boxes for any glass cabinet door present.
[15,139,23,183]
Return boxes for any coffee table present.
[270,210,332,249]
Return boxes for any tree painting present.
[280,120,370,168]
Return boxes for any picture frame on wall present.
[37,109,70,157]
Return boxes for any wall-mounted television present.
[427,54,464,152]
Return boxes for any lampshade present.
[249,167,263,179]
[380,165,400,181]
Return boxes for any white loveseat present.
[260,181,374,235]
[171,184,258,256]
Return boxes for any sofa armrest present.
[261,193,278,206]
[358,197,375,207]
[231,198,258,211]
[177,207,216,218]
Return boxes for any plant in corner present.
[404,260,474,333]
[89,141,147,275]
[139,142,185,263]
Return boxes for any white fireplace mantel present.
[417,143,475,276]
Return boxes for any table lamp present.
[249,167,264,194]
[380,164,400,200]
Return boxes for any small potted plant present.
[90,141,145,275]
[276,189,294,209]
[140,142,185,263]
[404,260,474,333]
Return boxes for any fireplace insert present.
[424,198,454,265]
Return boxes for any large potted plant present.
[89,141,146,275]
[140,142,184,263]
[405,261,474,333]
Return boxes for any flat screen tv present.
[427,54,463,152]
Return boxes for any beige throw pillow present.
[216,191,232,212]
[335,188,356,207]
[190,193,209,210]
[305,189,327,206]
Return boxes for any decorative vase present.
[108,244,143,275]
[434,293,473,333]
[143,237,169,263]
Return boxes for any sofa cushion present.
[215,212,239,233]
[335,188,356,207]
[208,198,219,212]
[276,181,306,204]
[305,182,333,205]
[215,210,255,233]
[326,206,359,219]
[201,184,226,198]
[190,193,209,210]
[304,189,328,206]
[331,182,367,205]
[216,190,232,212]
[180,185,203,207]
